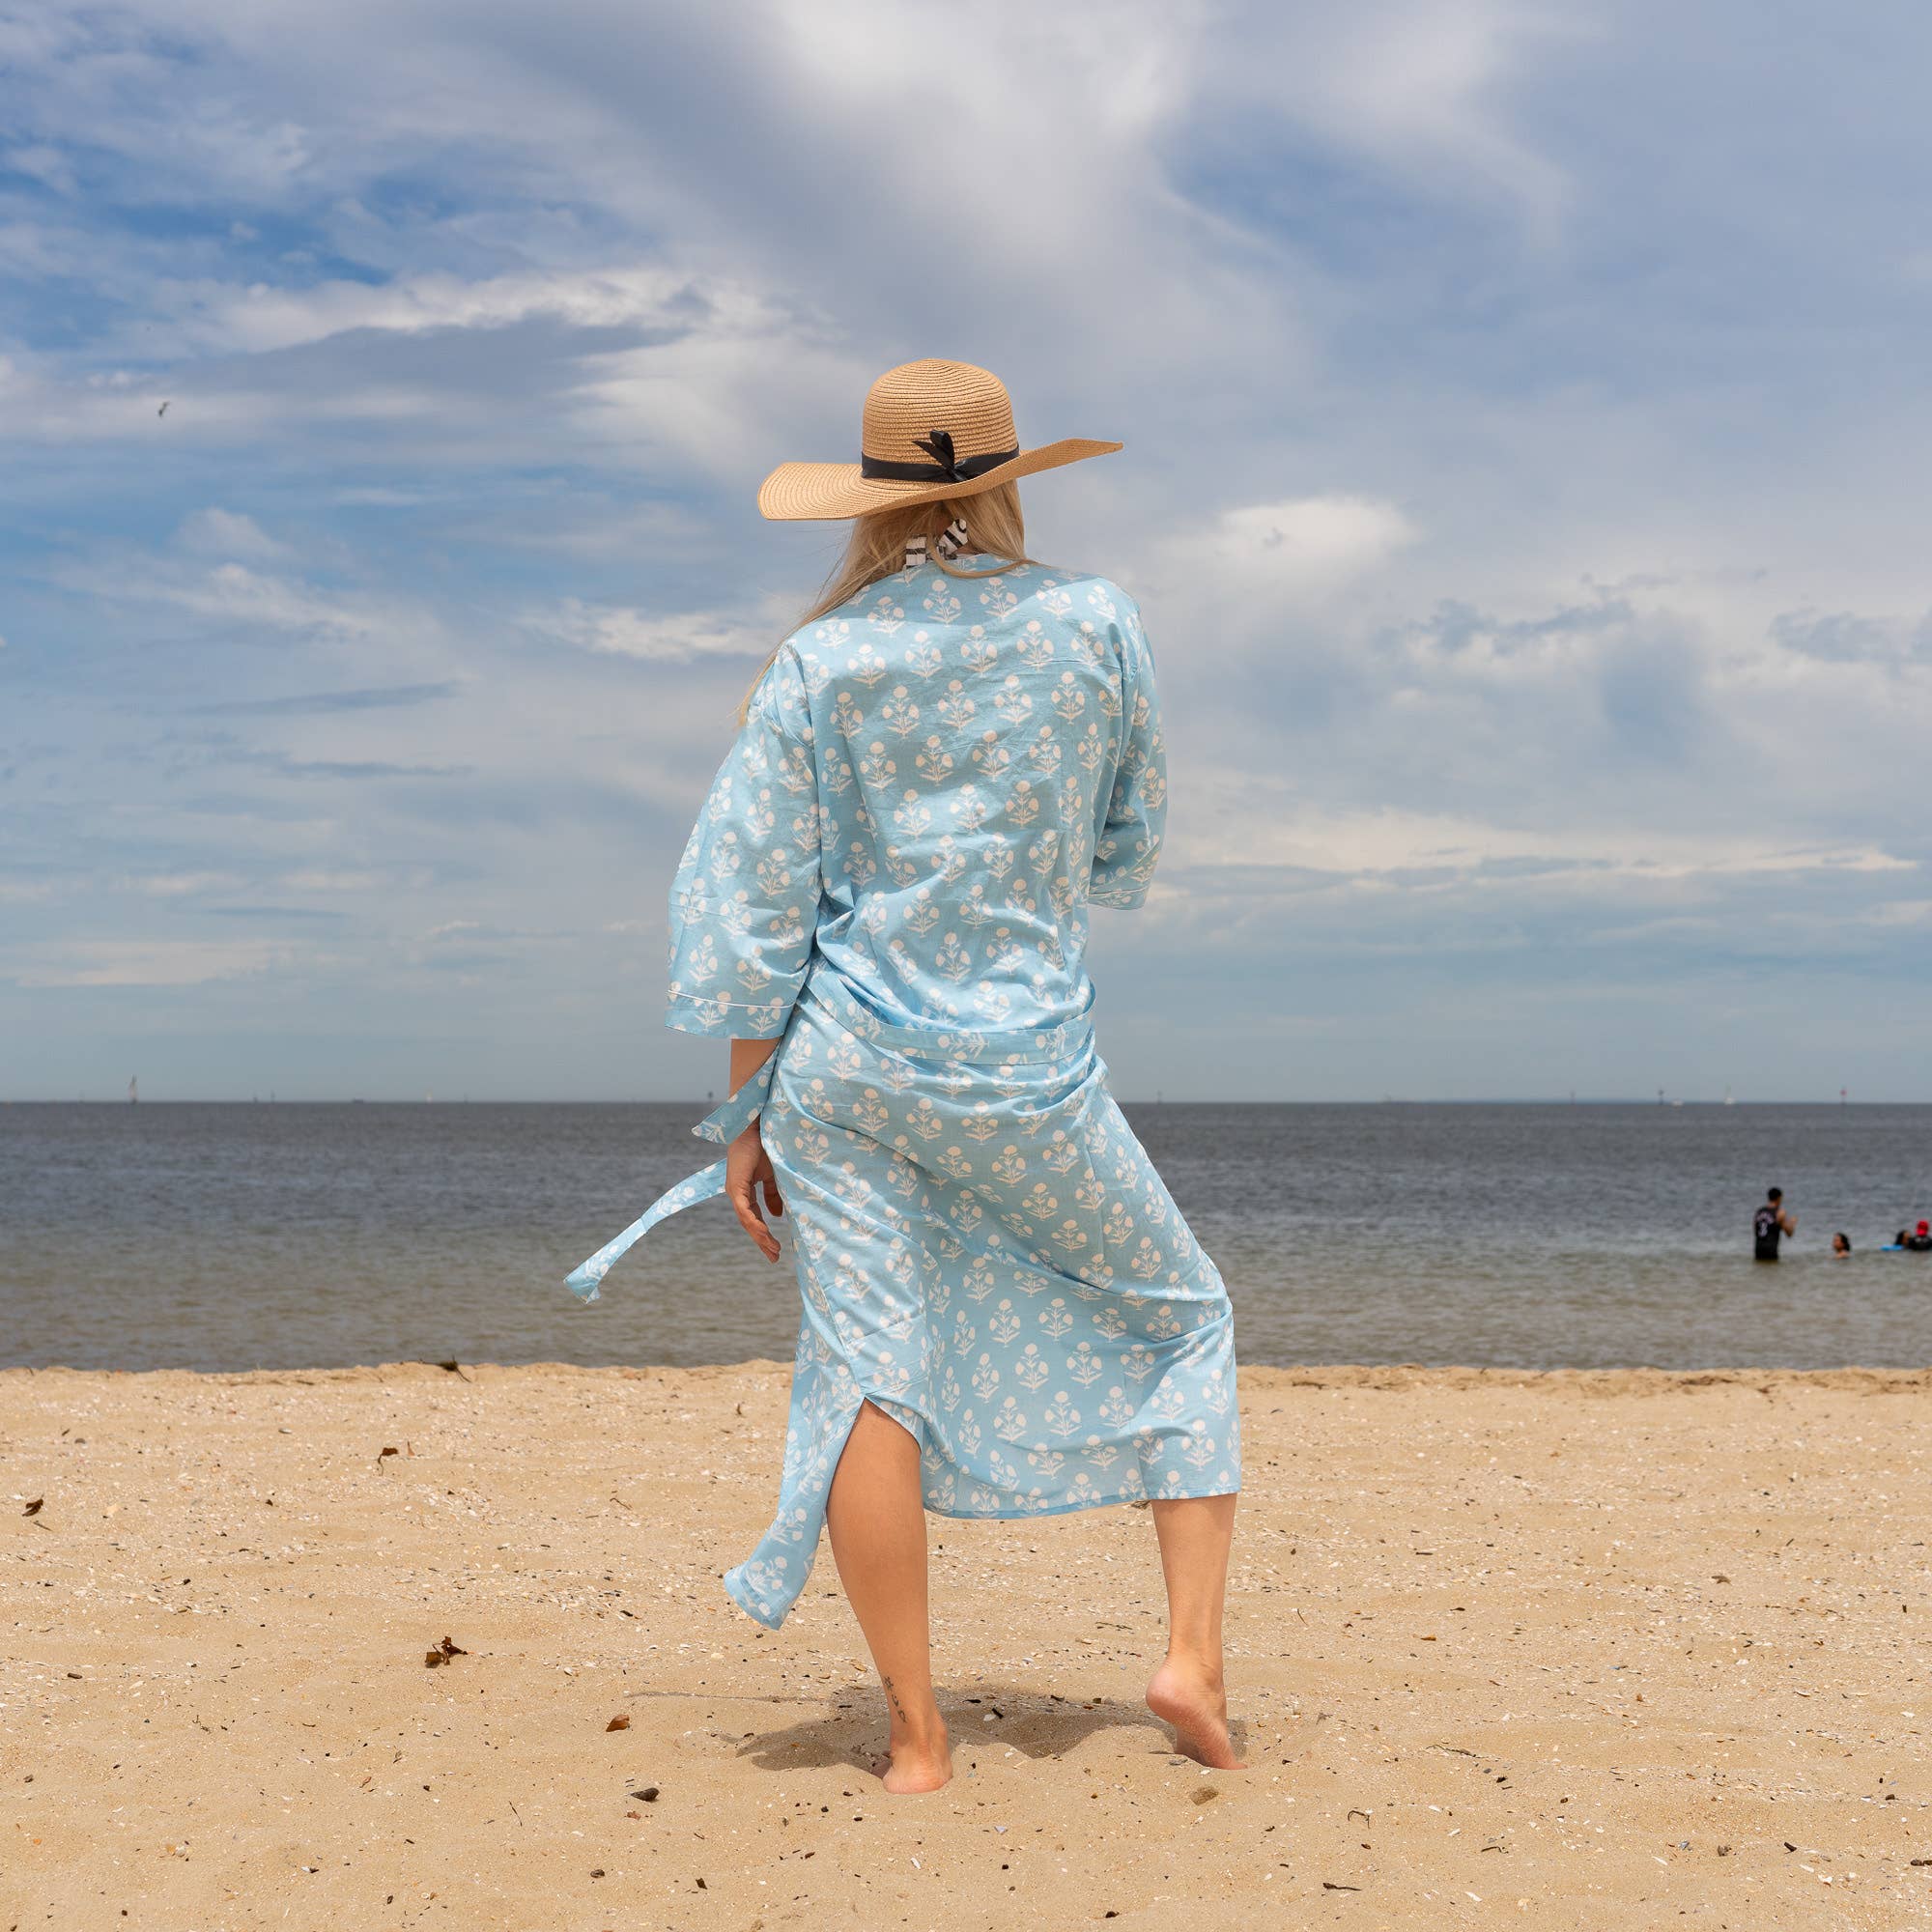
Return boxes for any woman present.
[570,360,1241,1793]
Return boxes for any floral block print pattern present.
[722,977,1240,1628]
[664,558,1167,1041]
[571,550,1240,1630]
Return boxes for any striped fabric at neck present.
[903,518,972,568]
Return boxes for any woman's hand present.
[726,1120,785,1263]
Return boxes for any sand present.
[5,1361,1931,1930]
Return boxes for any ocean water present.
[2,1100,1929,1374]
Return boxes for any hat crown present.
[862,359,1016,466]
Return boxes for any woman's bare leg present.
[1146,1492,1242,1768]
[824,1400,952,1794]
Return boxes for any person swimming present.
[1899,1219,1932,1254]
[1833,1232,1852,1257]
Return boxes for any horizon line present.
[3,1094,1922,1109]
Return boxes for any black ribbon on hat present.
[861,426,1019,484]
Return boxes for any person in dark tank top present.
[1753,1186,1795,1261]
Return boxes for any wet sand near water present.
[5,1361,1931,1928]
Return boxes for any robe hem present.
[665,991,796,1039]
[722,1567,787,1632]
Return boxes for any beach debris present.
[422,1635,468,1668]
[378,1446,400,1465]
[1322,1881,1361,1891]
[606,1714,631,1731]
[589,1868,605,1878]
[22,1497,43,1517]
[1191,1786,1220,1804]
[434,1359,470,1380]
[1347,1808,1372,1825]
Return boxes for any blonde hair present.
[736,484,1034,724]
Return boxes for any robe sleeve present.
[664,645,823,1037]
[1088,603,1168,910]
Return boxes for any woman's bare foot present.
[1147,1658,1242,1769]
[876,1724,952,1794]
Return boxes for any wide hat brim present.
[757,438,1122,522]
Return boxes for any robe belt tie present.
[563,1046,780,1302]
[563,972,1097,1302]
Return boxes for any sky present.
[3,0,1929,1102]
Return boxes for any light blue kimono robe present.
[570,536,1240,1628]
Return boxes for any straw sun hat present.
[756,358,1121,521]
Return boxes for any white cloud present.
[55,554,447,648]
[1164,494,1417,602]
[1171,795,1916,887]
[1232,1,1582,234]
[6,939,290,988]
[1861,899,1932,928]
[174,507,289,560]
[116,870,244,896]
[530,598,777,663]
[162,264,783,357]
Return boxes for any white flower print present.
[952,783,990,833]
[960,627,998,674]
[1016,621,1054,671]
[979,576,1020,619]
[914,737,955,786]
[993,676,1033,725]
[879,685,921,736]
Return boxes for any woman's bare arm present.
[725,1037,784,1262]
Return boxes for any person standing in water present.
[568,360,1241,1792]
[1754,1186,1796,1262]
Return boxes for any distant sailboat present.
[128,1075,138,1105]
[1723,1086,1736,1107]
